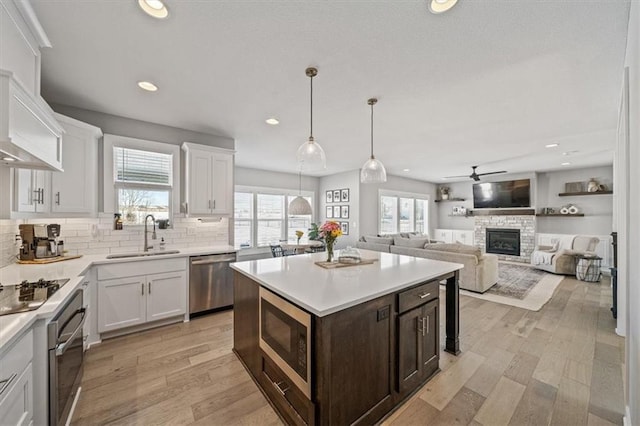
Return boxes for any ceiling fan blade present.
[476,171,507,176]
[473,175,481,181]
[443,174,471,179]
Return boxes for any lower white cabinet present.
[434,229,475,246]
[0,329,33,426]
[98,269,186,333]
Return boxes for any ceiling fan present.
[445,165,507,182]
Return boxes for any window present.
[234,186,314,248]
[104,135,180,226]
[379,190,430,235]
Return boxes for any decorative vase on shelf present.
[587,178,599,193]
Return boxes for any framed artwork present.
[341,222,349,235]
[326,191,333,203]
[333,206,341,218]
[341,189,349,202]
[333,190,341,202]
[326,206,333,218]
[341,205,349,219]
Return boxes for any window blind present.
[114,147,172,185]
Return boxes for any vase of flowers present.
[319,221,342,262]
[295,230,304,245]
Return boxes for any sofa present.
[356,234,499,293]
[531,235,599,275]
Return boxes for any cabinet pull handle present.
[0,373,17,397]
[55,191,60,205]
[208,200,212,209]
[141,283,144,295]
[423,317,428,335]
[213,200,216,209]
[148,282,151,294]
[418,292,431,299]
[417,317,423,335]
[272,380,289,396]
[32,189,39,205]
[39,188,44,204]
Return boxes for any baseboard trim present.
[615,327,626,337]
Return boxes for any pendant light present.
[289,171,313,215]
[360,98,387,183]
[297,67,327,171]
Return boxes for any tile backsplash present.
[0,216,229,268]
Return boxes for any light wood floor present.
[72,276,624,426]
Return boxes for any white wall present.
[536,166,613,235]
[622,2,639,424]
[319,170,360,249]
[359,174,438,238]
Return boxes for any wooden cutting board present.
[17,255,83,265]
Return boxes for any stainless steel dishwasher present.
[189,252,237,315]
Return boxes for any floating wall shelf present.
[558,191,613,196]
[435,198,466,203]
[536,213,585,217]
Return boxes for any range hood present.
[0,70,64,171]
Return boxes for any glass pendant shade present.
[289,196,313,215]
[297,137,326,171]
[361,156,387,183]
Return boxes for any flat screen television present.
[472,179,531,209]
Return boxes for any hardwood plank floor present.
[73,275,624,425]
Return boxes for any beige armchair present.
[531,236,599,275]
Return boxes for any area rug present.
[459,262,564,311]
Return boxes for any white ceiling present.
[32,0,630,182]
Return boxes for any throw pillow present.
[364,236,394,245]
[409,233,429,240]
[394,237,429,248]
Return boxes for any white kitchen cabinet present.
[13,113,100,215]
[0,328,33,426]
[182,142,234,216]
[97,258,187,334]
[434,229,453,243]
[81,268,100,350]
[51,114,101,214]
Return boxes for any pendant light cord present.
[298,171,302,195]
[370,101,374,158]
[309,74,313,139]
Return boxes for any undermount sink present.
[106,250,181,259]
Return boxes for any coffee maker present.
[19,224,62,260]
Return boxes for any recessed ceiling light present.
[403,169,410,172]
[2,156,16,162]
[545,143,559,148]
[561,162,571,166]
[138,0,169,19]
[562,150,579,156]
[428,0,458,14]
[137,81,158,92]
[265,118,279,125]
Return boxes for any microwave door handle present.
[55,310,87,356]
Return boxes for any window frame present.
[234,185,315,249]
[378,189,430,235]
[103,134,180,227]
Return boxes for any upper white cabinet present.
[13,113,100,215]
[50,113,101,213]
[182,142,234,216]
[0,1,64,171]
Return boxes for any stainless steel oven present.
[48,289,86,426]
[259,287,311,398]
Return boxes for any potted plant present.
[439,186,450,200]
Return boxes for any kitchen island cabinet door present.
[98,277,146,333]
[421,299,439,374]
[397,305,422,394]
[146,271,187,322]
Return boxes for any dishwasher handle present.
[191,254,236,265]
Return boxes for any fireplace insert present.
[486,228,520,256]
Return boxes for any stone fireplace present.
[486,228,521,256]
[474,215,535,263]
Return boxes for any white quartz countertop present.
[230,249,464,317]
[0,245,236,352]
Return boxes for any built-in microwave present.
[259,287,312,398]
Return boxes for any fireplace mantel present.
[468,208,535,216]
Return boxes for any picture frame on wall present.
[326,206,333,218]
[341,205,349,219]
[333,206,341,218]
[333,190,341,201]
[341,189,349,202]
[341,222,349,235]
[326,191,333,203]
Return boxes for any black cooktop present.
[0,278,70,316]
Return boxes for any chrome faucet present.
[144,214,157,252]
